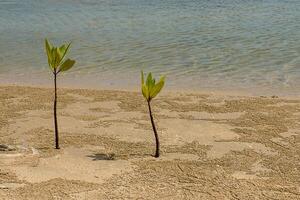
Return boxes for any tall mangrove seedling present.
[45,39,76,149]
[141,71,165,158]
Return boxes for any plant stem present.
[54,72,59,149]
[147,100,160,158]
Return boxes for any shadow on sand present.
[87,152,155,160]
[87,153,116,161]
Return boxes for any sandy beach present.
[0,85,299,199]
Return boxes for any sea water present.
[0,0,300,95]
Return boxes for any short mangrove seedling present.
[141,71,165,158]
[45,39,76,149]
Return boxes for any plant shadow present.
[0,144,16,152]
[87,153,116,161]
[127,153,153,157]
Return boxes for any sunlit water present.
[0,0,300,95]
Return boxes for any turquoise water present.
[0,0,300,94]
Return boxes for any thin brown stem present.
[54,72,59,149]
[147,100,160,158]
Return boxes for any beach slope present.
[0,86,299,199]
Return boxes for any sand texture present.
[0,86,299,199]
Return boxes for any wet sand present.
[0,85,299,199]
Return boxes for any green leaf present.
[58,43,71,65]
[55,47,62,67]
[44,39,75,73]
[146,73,155,91]
[150,76,165,98]
[141,70,145,85]
[45,39,52,56]
[45,39,54,70]
[50,47,58,69]
[141,71,165,101]
[146,72,152,86]
[142,84,149,100]
[58,59,75,73]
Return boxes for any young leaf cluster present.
[45,39,75,74]
[141,71,165,102]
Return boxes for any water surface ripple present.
[0,0,300,95]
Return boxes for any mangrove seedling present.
[45,39,76,149]
[141,71,165,158]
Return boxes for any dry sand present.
[0,85,299,199]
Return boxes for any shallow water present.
[0,0,300,95]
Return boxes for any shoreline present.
[1,82,298,99]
